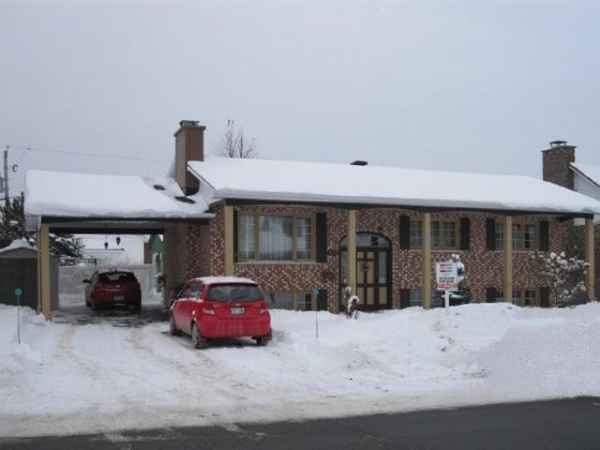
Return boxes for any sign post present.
[15,288,23,344]
[313,288,319,339]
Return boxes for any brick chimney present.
[174,120,205,195]
[542,140,576,190]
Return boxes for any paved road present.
[2,397,599,450]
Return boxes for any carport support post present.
[39,223,52,320]
[347,210,357,296]
[585,218,595,302]
[422,212,432,309]
[224,205,235,276]
[504,216,513,304]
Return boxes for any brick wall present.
[184,203,570,311]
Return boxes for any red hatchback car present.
[84,270,142,311]
[169,277,272,349]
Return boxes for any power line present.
[2,144,166,164]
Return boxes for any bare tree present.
[219,120,256,158]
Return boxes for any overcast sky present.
[1,1,599,196]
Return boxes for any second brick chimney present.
[174,120,205,195]
[542,140,576,190]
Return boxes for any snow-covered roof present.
[188,158,600,215]
[0,239,35,254]
[192,276,257,285]
[571,163,600,188]
[25,170,213,219]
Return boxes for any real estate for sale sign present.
[436,261,459,291]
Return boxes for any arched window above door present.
[340,232,390,249]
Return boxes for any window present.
[493,288,537,305]
[406,220,458,250]
[524,289,537,306]
[511,289,537,306]
[238,214,314,261]
[238,214,256,259]
[259,216,293,260]
[496,221,538,251]
[269,291,311,310]
[409,288,423,307]
[296,217,312,259]
[207,284,263,302]
[432,221,457,249]
[410,220,422,248]
[182,283,201,299]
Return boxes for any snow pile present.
[1,302,600,437]
[189,157,600,214]
[0,305,46,379]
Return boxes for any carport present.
[24,170,214,319]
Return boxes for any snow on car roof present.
[192,276,257,285]
[25,170,213,219]
[188,157,600,215]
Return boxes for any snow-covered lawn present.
[1,302,600,437]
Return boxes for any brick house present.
[162,121,599,312]
[542,140,600,289]
[25,122,600,318]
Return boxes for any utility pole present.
[3,145,9,204]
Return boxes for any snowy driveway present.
[2,303,600,437]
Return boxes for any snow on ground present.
[1,302,600,437]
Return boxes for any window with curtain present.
[237,214,314,261]
[238,214,256,260]
[259,216,293,260]
[295,217,312,259]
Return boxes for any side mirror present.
[83,279,91,284]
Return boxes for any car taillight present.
[259,301,268,314]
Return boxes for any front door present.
[340,233,391,310]
[356,249,390,310]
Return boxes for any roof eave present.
[213,190,597,218]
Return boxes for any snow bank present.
[1,303,600,437]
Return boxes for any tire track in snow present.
[126,326,252,404]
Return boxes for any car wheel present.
[191,322,208,349]
[169,315,180,336]
[255,331,272,346]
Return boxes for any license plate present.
[114,295,125,301]
[230,307,245,315]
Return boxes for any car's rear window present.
[99,272,137,283]
[207,284,263,302]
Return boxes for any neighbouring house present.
[542,140,600,288]
[0,239,58,310]
[24,121,600,319]
[144,234,163,292]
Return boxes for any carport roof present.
[25,170,213,220]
